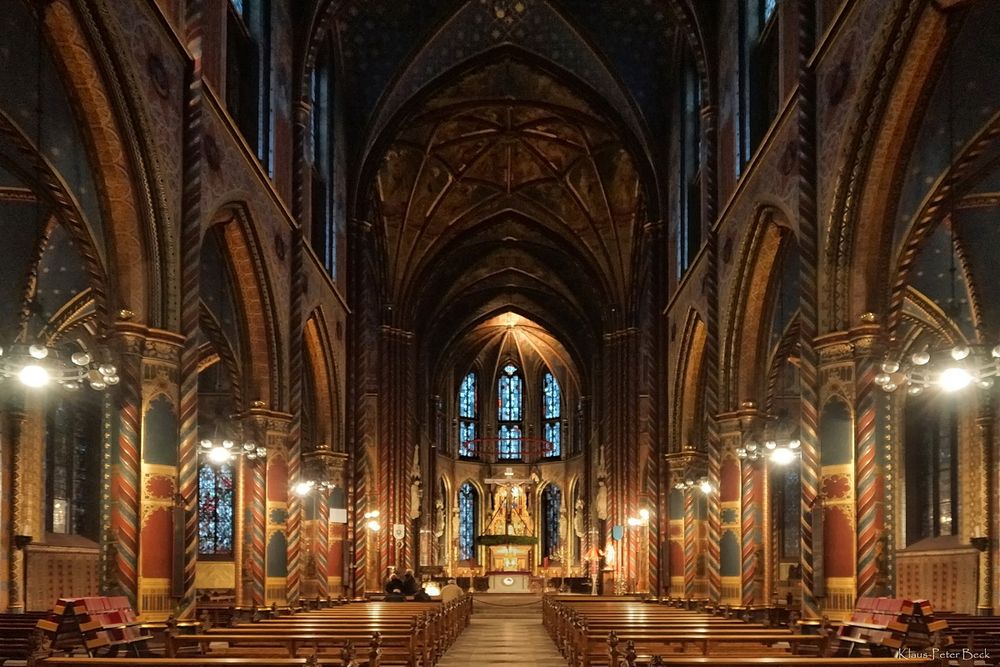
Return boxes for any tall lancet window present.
[542,371,561,458]
[458,482,478,561]
[458,371,478,457]
[497,364,523,459]
[542,483,562,559]
[199,461,236,556]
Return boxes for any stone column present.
[976,398,995,615]
[6,402,27,613]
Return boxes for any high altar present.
[480,470,537,591]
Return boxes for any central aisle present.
[437,594,564,667]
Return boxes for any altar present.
[488,573,531,592]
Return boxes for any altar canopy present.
[481,475,537,573]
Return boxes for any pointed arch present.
[673,309,708,451]
[43,0,169,325]
[304,308,342,451]
[204,204,283,409]
[722,206,795,408]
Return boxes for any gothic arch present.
[205,204,283,409]
[304,309,343,451]
[824,2,948,330]
[673,309,708,451]
[722,206,795,408]
[42,0,168,325]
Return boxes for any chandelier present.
[737,415,801,466]
[0,343,118,390]
[877,344,1000,395]
[672,475,715,494]
[199,423,266,465]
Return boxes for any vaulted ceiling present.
[339,0,687,386]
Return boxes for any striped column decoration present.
[251,459,266,604]
[315,492,329,598]
[796,0,821,619]
[683,490,696,599]
[113,337,142,609]
[855,353,880,598]
[740,461,758,605]
[353,446,368,594]
[176,0,205,619]
[701,102,721,603]
[285,229,305,606]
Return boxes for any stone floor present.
[436,594,564,667]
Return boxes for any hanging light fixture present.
[0,343,118,390]
[199,421,266,465]
[877,344,1000,395]
[737,415,801,465]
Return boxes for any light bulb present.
[367,520,381,532]
[19,364,50,388]
[256,447,267,458]
[71,351,91,366]
[243,441,256,452]
[293,481,314,497]
[99,364,116,376]
[200,439,213,449]
[874,373,891,386]
[950,345,970,361]
[208,446,232,464]
[911,351,931,366]
[907,385,923,396]
[882,383,897,392]
[979,378,995,389]
[28,344,48,360]
[736,448,747,458]
[699,479,714,494]
[638,508,650,521]
[764,440,777,450]
[788,439,801,449]
[880,360,900,374]
[105,375,120,385]
[222,439,234,449]
[627,517,641,527]
[770,447,796,466]
[939,367,972,392]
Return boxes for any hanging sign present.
[393,523,405,540]
[611,524,624,541]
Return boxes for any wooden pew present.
[0,613,48,666]
[624,657,934,666]
[40,659,320,666]
[166,631,386,664]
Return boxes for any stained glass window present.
[458,482,478,561]
[542,371,561,457]
[763,0,777,22]
[199,461,235,556]
[459,372,478,457]
[497,364,522,459]
[781,468,800,558]
[543,484,562,559]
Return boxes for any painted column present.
[177,0,206,619]
[812,331,858,614]
[109,324,144,610]
[6,402,27,613]
[135,329,185,619]
[976,398,994,615]
[259,410,292,604]
[718,422,743,604]
[847,319,885,605]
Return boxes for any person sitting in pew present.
[413,586,432,601]
[402,569,419,596]
[440,578,463,603]
[384,571,406,600]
